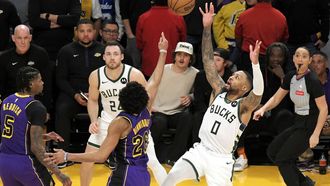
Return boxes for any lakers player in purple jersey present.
[0,66,71,186]
[46,33,168,186]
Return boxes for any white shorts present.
[87,117,111,148]
[181,143,235,186]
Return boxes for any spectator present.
[28,0,81,61]
[235,0,288,76]
[213,0,245,65]
[0,25,52,117]
[136,0,186,79]
[183,0,212,69]
[192,48,232,143]
[80,0,103,39]
[150,42,199,165]
[120,0,151,68]
[99,20,133,66]
[55,20,105,167]
[0,0,21,51]
[273,0,329,71]
[98,0,124,40]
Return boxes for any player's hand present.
[45,148,66,164]
[199,2,215,28]
[249,40,262,65]
[89,121,99,134]
[158,32,168,51]
[309,133,319,148]
[253,108,265,121]
[55,173,72,186]
[180,95,192,107]
[43,131,64,142]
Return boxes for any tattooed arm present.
[28,101,71,186]
[200,3,226,100]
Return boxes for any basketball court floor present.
[1,164,329,186]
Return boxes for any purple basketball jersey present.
[1,93,34,155]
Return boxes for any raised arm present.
[200,3,226,96]
[146,32,168,109]
[240,40,264,124]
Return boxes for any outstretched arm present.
[200,3,226,98]
[146,32,168,109]
[240,41,264,124]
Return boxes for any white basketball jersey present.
[98,64,132,122]
[199,91,246,154]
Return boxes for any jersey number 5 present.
[132,131,149,158]
[2,115,14,139]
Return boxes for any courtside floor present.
[1,164,329,186]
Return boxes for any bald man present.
[0,24,52,113]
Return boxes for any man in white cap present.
[150,41,199,166]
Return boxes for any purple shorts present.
[0,153,54,186]
[107,164,150,186]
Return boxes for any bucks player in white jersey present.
[80,40,167,186]
[162,3,264,186]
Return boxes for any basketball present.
[168,0,195,16]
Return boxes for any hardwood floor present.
[1,164,329,185]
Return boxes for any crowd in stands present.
[0,0,329,172]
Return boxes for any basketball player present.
[46,33,168,186]
[253,47,328,185]
[0,66,71,186]
[162,3,264,186]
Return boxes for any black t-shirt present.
[26,100,47,126]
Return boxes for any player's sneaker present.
[234,155,248,172]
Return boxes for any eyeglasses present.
[102,29,118,34]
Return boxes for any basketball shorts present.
[181,143,235,186]
[0,153,54,186]
[88,117,111,148]
[106,164,150,186]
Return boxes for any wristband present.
[159,49,167,53]
[64,152,68,163]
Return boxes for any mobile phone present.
[80,92,88,101]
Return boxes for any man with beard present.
[55,19,105,167]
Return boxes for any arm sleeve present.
[252,63,264,96]
[119,0,129,20]
[57,0,81,27]
[28,0,51,29]
[307,72,325,99]
[281,71,295,90]
[213,10,227,49]
[26,101,47,126]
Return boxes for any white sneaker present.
[234,155,248,172]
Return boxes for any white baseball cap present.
[175,42,193,55]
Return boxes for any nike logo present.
[102,81,109,84]
[226,162,231,165]
[12,62,18,66]
[73,54,79,57]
